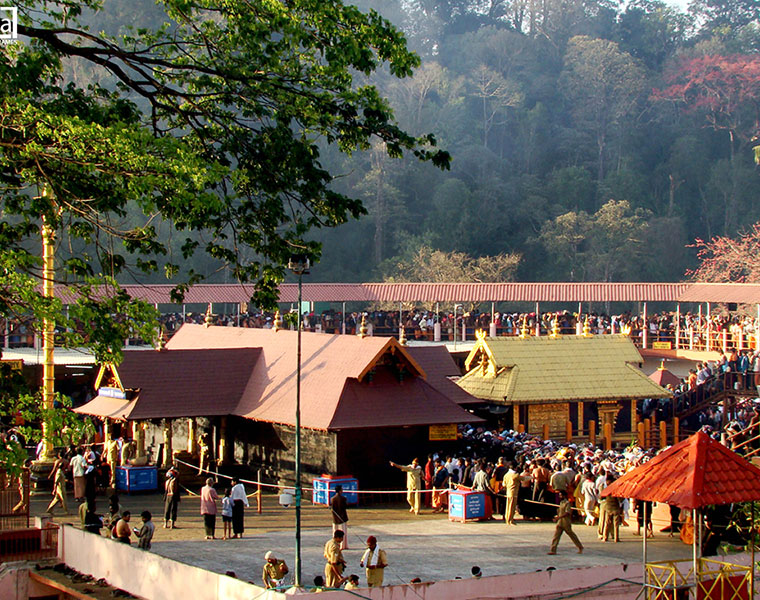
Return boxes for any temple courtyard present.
[31,490,693,588]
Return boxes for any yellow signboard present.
[429,424,457,441]
[652,342,672,350]
[0,359,23,370]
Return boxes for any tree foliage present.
[385,244,521,283]
[688,223,760,282]
[0,0,450,356]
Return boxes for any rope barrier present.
[172,458,678,528]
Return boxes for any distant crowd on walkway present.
[4,307,760,352]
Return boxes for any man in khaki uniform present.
[323,530,347,588]
[503,463,521,526]
[548,491,584,555]
[360,535,388,587]
[389,458,422,515]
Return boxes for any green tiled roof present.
[457,335,670,404]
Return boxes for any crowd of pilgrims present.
[2,308,759,349]
[155,308,760,342]
[425,424,744,552]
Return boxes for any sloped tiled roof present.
[166,324,476,430]
[456,335,670,404]
[405,346,482,405]
[74,395,135,420]
[601,432,760,508]
[122,348,262,419]
[330,369,480,429]
[649,365,681,388]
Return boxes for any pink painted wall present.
[299,562,644,600]
[58,524,280,600]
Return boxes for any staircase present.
[646,371,758,445]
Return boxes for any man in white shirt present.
[70,449,87,502]
[229,477,249,538]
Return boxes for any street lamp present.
[288,254,309,589]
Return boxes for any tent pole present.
[693,508,698,593]
[752,502,755,600]
[643,501,648,569]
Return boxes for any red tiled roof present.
[53,282,760,305]
[121,348,262,419]
[165,324,477,430]
[406,346,482,405]
[330,369,481,429]
[601,432,760,508]
[676,283,760,304]
[648,367,681,388]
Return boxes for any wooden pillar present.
[689,325,694,350]
[642,302,648,349]
[673,417,680,445]
[135,421,146,458]
[659,420,667,449]
[638,421,646,447]
[644,418,651,448]
[163,419,173,468]
[675,304,681,350]
[577,403,584,436]
[542,423,549,441]
[588,420,596,446]
[512,405,520,431]
[603,422,612,451]
[187,418,198,455]
[565,421,573,443]
[535,302,540,337]
[218,416,230,466]
[706,302,711,352]
[631,400,637,435]
[103,418,112,447]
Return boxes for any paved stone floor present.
[32,491,692,587]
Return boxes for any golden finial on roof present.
[658,359,666,370]
[273,310,283,331]
[621,323,632,336]
[204,303,213,328]
[156,327,167,351]
[550,316,561,338]
[359,314,368,338]
[399,325,407,346]
[519,315,529,338]
[476,329,487,342]
[582,316,592,337]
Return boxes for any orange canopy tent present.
[602,432,760,599]
[602,431,760,509]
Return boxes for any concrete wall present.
[58,524,280,600]
[0,562,29,600]
[298,563,644,600]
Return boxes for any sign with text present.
[99,386,127,399]
[429,424,457,441]
[652,341,672,350]
[0,7,17,44]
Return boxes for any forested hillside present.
[308,0,760,284]
[36,0,760,285]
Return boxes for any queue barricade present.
[448,485,487,523]
[312,475,358,506]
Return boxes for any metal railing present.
[645,558,751,600]
[0,523,58,562]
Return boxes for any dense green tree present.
[559,36,647,196]
[0,0,449,349]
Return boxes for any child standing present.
[221,488,233,540]
[134,511,155,550]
